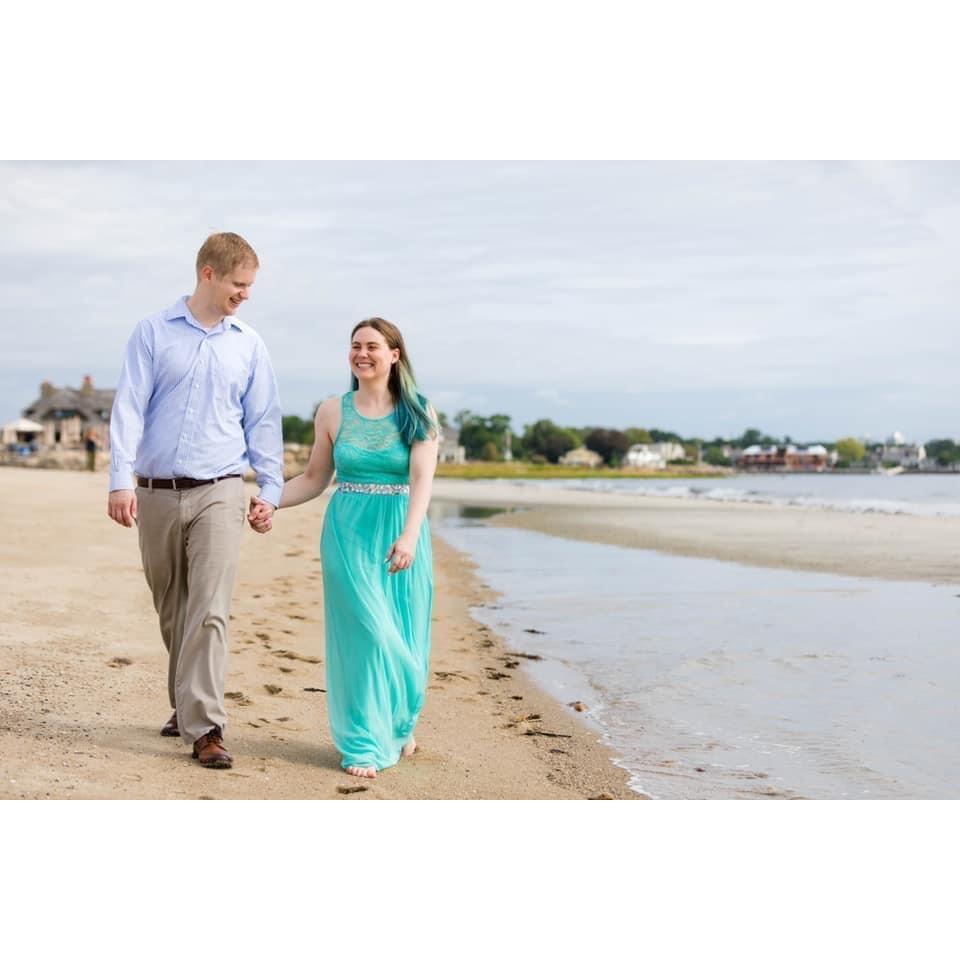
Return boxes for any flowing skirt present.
[320,490,433,770]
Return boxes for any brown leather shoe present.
[161,711,179,737]
[192,727,233,769]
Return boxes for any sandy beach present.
[431,479,960,585]
[5,468,956,800]
[0,468,636,800]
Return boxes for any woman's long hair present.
[350,317,436,445]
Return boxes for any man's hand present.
[108,489,137,527]
[247,497,275,534]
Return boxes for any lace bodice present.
[334,391,411,485]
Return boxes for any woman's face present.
[350,326,399,381]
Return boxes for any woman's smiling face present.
[350,326,399,380]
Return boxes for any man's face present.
[205,262,257,316]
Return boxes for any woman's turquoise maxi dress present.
[320,391,433,771]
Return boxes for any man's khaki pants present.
[136,477,246,746]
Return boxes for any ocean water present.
[488,473,960,517]
[431,506,960,799]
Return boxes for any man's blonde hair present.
[196,232,260,277]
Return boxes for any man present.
[107,232,282,770]
[85,430,97,471]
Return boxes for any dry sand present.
[0,468,637,800]
[431,479,960,585]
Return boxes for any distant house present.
[1,417,45,447]
[438,427,466,465]
[625,442,685,469]
[22,376,114,449]
[737,444,831,472]
[873,443,926,469]
[654,441,687,463]
[559,446,603,468]
[625,444,666,469]
[786,444,831,471]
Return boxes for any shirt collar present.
[166,295,244,332]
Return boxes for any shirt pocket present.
[214,348,251,404]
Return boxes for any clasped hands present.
[248,497,275,534]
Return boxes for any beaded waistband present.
[337,481,410,495]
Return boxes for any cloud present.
[1,161,958,440]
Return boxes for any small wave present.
[498,477,960,517]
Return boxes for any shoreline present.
[0,467,638,800]
[431,478,960,585]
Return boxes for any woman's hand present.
[248,497,275,534]
[386,534,417,574]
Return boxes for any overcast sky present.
[2,160,957,442]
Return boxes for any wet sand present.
[431,479,960,585]
[0,467,637,800]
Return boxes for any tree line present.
[282,409,960,467]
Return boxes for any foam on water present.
[492,474,960,517]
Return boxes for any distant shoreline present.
[4,448,957,479]
[431,478,960,585]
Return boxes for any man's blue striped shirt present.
[109,296,284,506]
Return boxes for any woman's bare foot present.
[401,737,417,758]
[345,765,377,778]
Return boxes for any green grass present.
[435,461,729,480]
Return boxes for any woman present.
[250,318,438,778]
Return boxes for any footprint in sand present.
[108,657,132,668]
[225,691,252,706]
[273,650,321,664]
[264,684,283,695]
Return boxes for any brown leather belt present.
[137,474,241,490]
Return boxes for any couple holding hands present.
[107,232,437,779]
